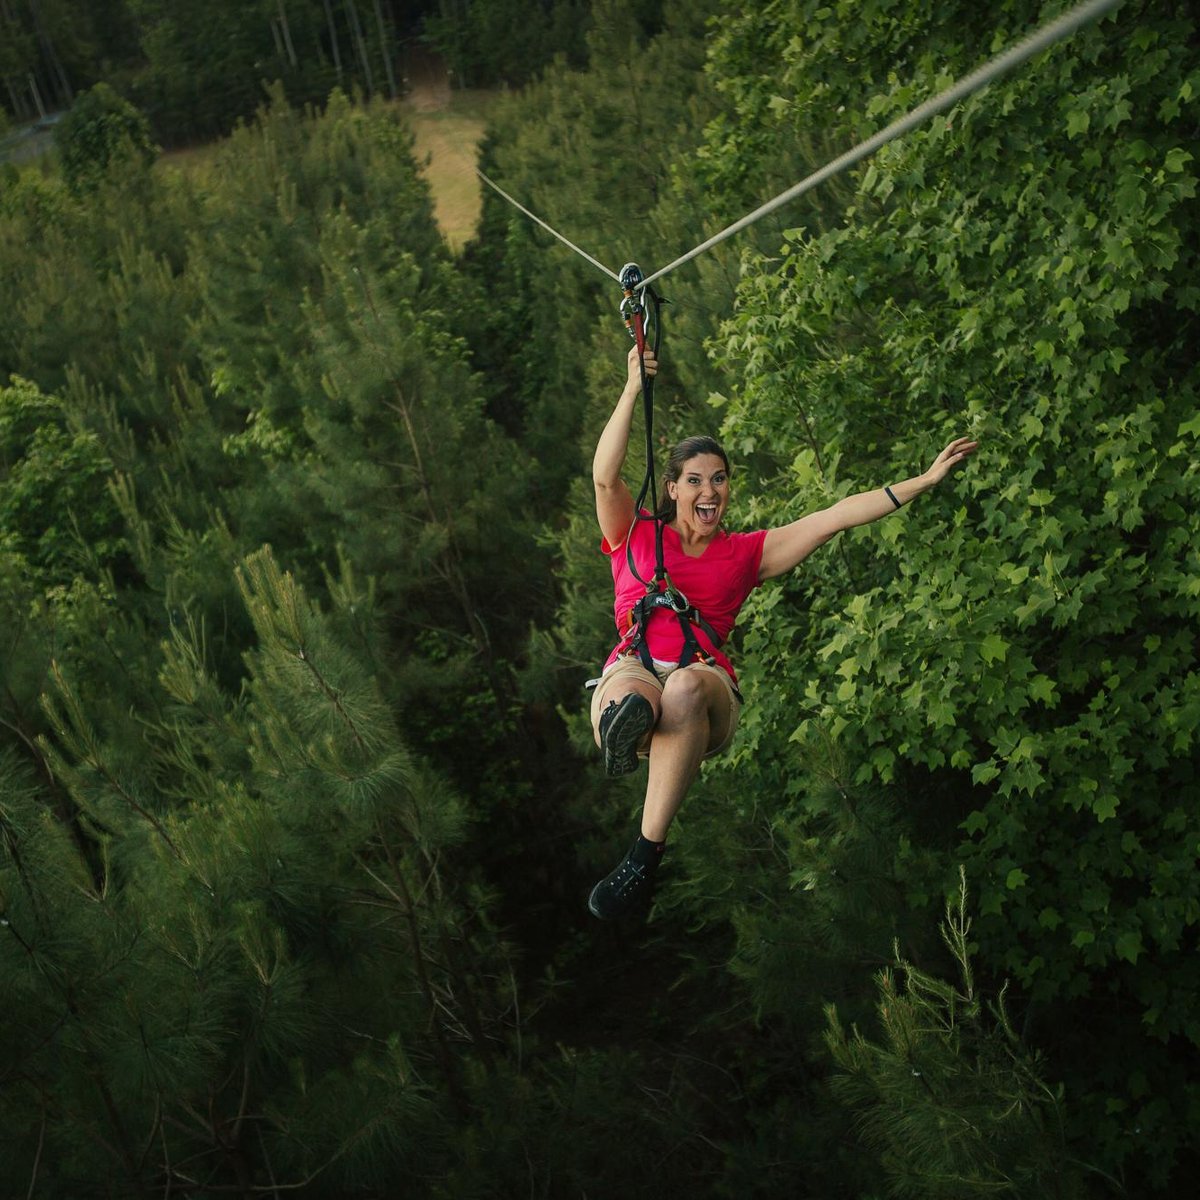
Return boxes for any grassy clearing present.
[405,88,497,254]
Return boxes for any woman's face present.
[669,453,729,536]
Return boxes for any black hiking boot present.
[598,693,655,777]
[588,837,664,920]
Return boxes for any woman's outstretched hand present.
[924,436,979,486]
[625,342,658,392]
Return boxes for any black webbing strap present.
[620,264,667,594]
[618,265,723,675]
[616,264,735,678]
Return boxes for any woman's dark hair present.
[655,435,731,522]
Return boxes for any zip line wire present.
[639,0,1122,290]
[477,0,1123,293]
[475,169,621,282]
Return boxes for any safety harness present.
[617,264,724,677]
[621,586,726,676]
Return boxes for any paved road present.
[0,113,62,165]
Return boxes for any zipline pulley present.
[619,262,647,352]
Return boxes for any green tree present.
[679,0,1198,1187]
[826,872,1100,1198]
[6,2,1196,1192]
[0,375,124,580]
[0,546,516,1194]
[126,0,398,143]
[53,80,156,194]
[423,0,591,89]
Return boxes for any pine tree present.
[825,872,1103,1199]
[1,546,519,1193]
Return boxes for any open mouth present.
[695,503,720,526]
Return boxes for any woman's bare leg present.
[588,667,731,919]
[640,668,731,841]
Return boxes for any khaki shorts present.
[589,655,742,761]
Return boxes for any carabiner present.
[659,578,691,614]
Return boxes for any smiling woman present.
[586,343,977,920]
[658,436,729,536]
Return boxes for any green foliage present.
[826,871,1098,1198]
[0,376,124,580]
[0,1,404,145]
[53,81,156,194]
[127,0,328,142]
[2,545,510,1193]
[691,0,1199,1186]
[0,77,547,1193]
[2,1,1198,1194]
[424,0,592,88]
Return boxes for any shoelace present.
[606,859,647,897]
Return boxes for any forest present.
[1,0,1197,1196]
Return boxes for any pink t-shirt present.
[601,512,768,684]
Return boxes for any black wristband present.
[884,485,902,510]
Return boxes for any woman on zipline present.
[588,343,977,919]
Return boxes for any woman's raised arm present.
[593,343,657,549]
[757,436,978,581]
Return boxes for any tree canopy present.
[1,0,1196,1195]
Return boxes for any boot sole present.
[602,695,655,776]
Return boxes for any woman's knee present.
[660,667,718,718]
